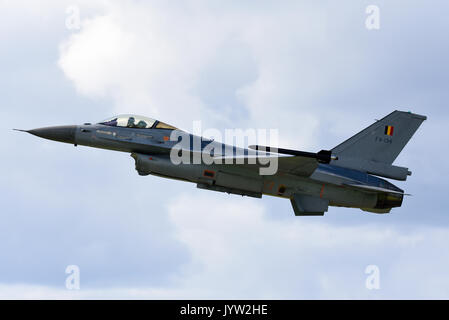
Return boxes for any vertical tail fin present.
[332,110,426,164]
[331,110,426,180]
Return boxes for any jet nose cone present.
[27,125,77,144]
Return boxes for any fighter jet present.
[16,110,426,216]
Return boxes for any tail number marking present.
[375,136,392,144]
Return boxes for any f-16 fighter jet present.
[17,110,426,216]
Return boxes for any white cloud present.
[0,284,190,300]
[58,1,234,130]
[59,1,439,150]
[2,193,449,299]
[165,194,449,299]
[57,1,335,146]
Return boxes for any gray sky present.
[1,0,448,299]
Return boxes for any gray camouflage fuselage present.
[20,110,426,216]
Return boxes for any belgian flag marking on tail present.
[384,125,394,136]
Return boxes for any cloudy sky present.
[1,0,448,299]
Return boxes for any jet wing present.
[213,155,319,177]
[277,155,319,176]
[215,144,337,176]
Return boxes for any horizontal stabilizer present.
[343,183,409,195]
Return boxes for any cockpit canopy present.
[98,114,177,130]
